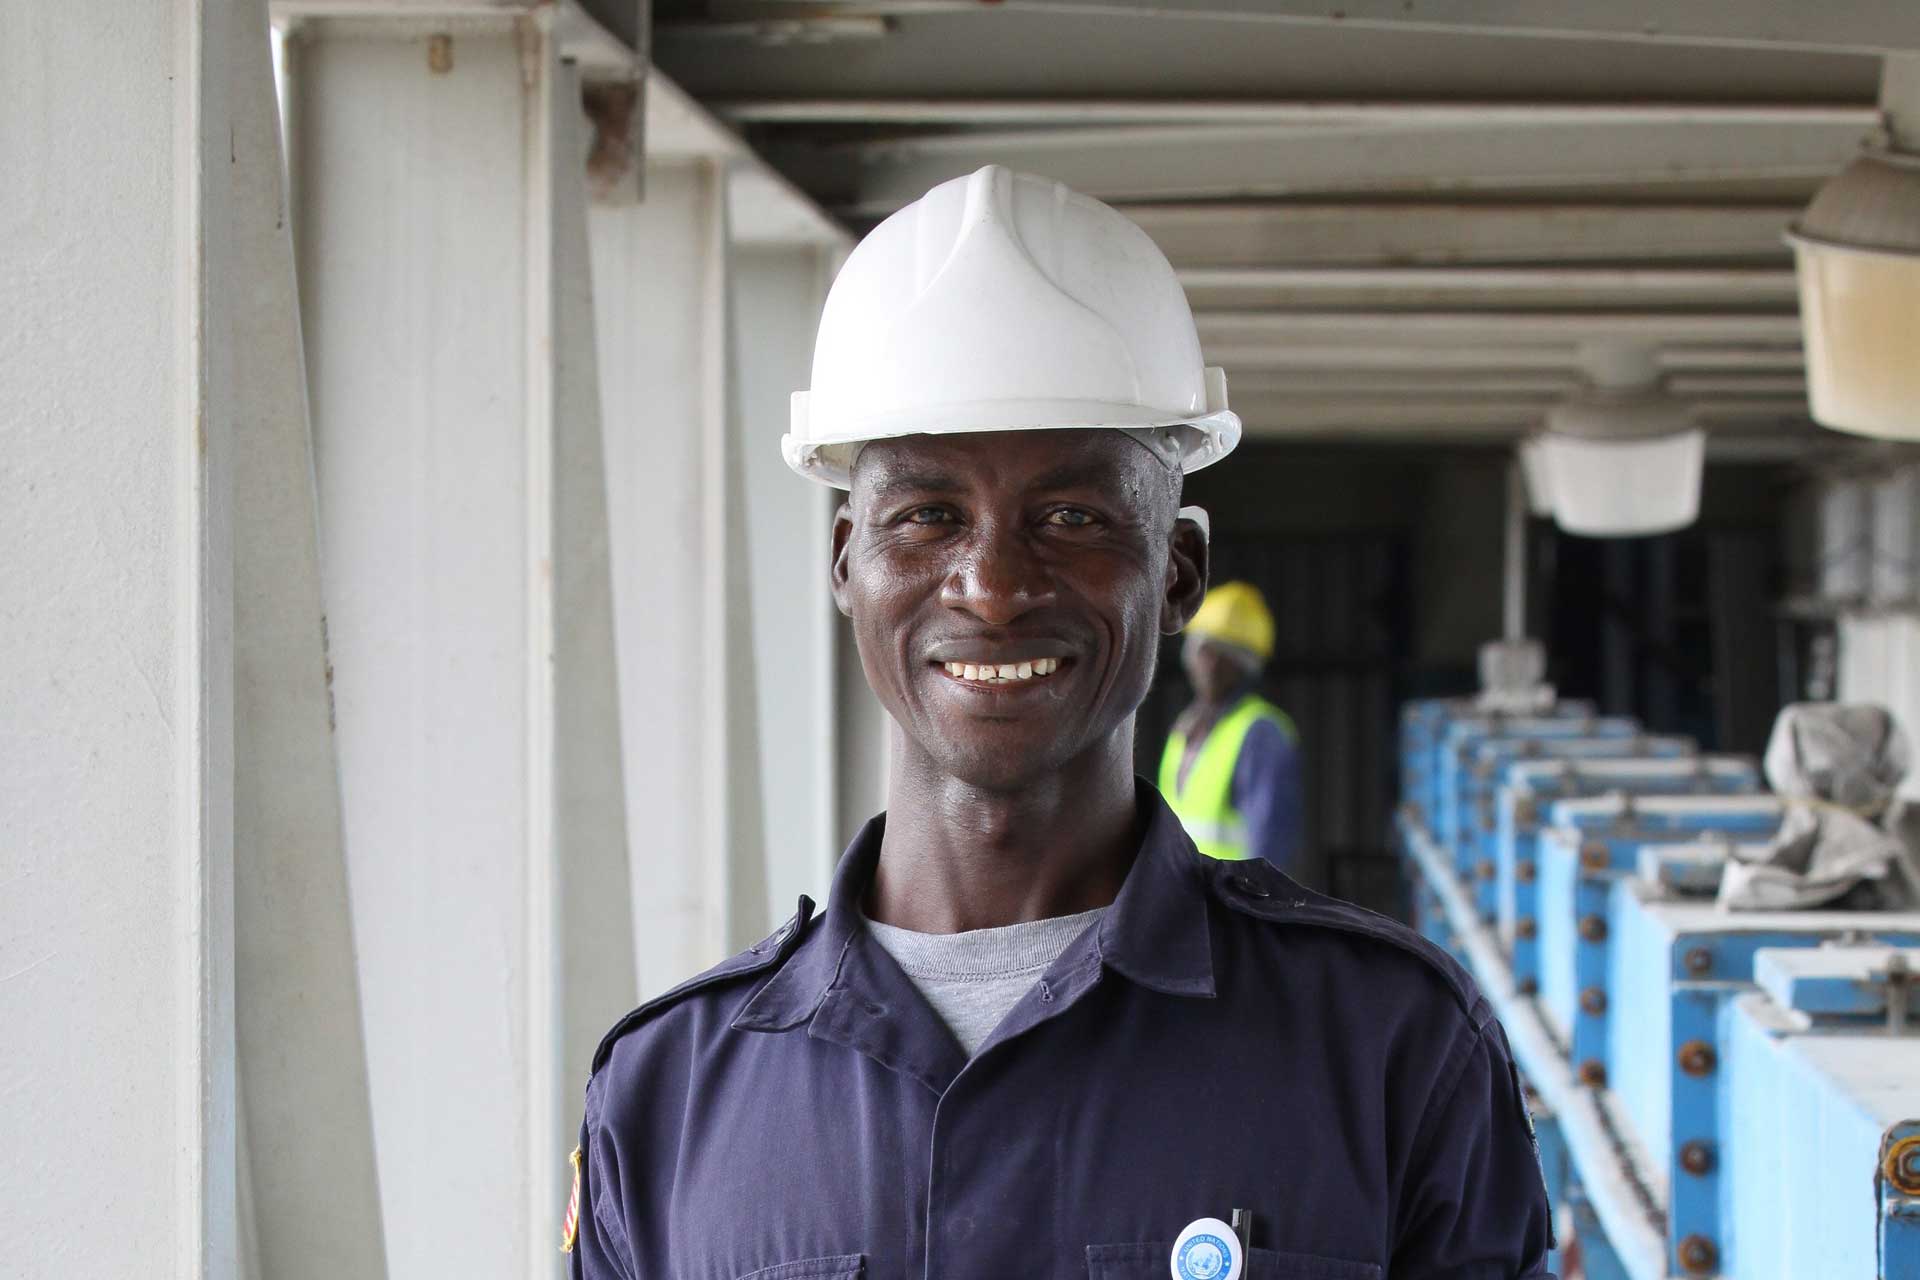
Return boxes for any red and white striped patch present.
[560,1146,583,1254]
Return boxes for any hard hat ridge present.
[785,164,1240,488]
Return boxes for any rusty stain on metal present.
[1678,1039,1717,1077]
[1517,977,1538,995]
[584,81,641,199]
[1580,843,1610,872]
[1683,946,1713,977]
[1679,1139,1714,1176]
[1580,986,1607,1015]
[1676,1234,1717,1275]
[427,33,454,74]
[1578,914,1608,943]
[1476,859,1495,881]
[1577,1059,1606,1087]
[1516,918,1537,940]
[1517,860,1537,883]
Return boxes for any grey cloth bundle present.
[1718,703,1920,911]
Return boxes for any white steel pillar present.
[591,159,770,989]
[730,243,844,905]
[291,17,634,1277]
[229,3,387,1278]
[1,1,249,1274]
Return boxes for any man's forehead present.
[852,429,1162,498]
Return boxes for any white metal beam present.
[783,0,1920,54]
[1177,265,1800,309]
[714,99,1880,129]
[1204,342,1805,373]
[229,3,387,1276]
[788,116,1865,216]
[1198,309,1804,345]
[293,20,629,1278]
[591,161,774,987]
[1127,202,1805,268]
[2,1,248,1274]
[731,245,845,903]
[1230,394,1814,436]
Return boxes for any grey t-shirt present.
[863,906,1108,1057]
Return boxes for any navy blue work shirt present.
[572,782,1553,1280]
[1232,717,1305,877]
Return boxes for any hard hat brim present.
[782,403,1241,489]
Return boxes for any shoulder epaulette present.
[1205,860,1486,1024]
[589,894,817,1077]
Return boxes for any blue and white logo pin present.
[1170,1217,1243,1280]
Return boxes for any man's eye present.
[905,506,953,525]
[1045,508,1098,527]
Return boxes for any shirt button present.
[1230,873,1272,899]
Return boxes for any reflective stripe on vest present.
[1158,694,1295,862]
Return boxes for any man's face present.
[833,429,1206,791]
[1182,635,1256,705]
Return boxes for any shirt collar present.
[733,778,1216,1034]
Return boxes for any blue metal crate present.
[1399,698,1594,832]
[1605,878,1920,1277]
[1437,713,1639,872]
[1536,795,1784,1079]
[1488,746,1718,941]
[1720,947,1920,1279]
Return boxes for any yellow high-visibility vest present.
[1158,694,1296,861]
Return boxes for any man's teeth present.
[943,658,1060,683]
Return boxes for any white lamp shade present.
[1518,437,1556,516]
[1538,429,1706,537]
[1792,238,1920,439]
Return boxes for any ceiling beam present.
[786,0,1920,55]
[711,99,1880,129]
[1227,393,1817,435]
[1203,342,1806,372]
[1196,310,1804,344]
[1224,368,1805,396]
[1176,265,1799,307]
[1126,202,1806,267]
[777,117,1866,215]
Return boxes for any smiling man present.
[567,166,1553,1280]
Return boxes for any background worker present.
[568,164,1552,1280]
[1160,581,1306,877]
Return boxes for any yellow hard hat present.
[1187,581,1274,660]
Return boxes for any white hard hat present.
[785,164,1241,488]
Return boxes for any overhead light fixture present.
[1536,393,1703,537]
[1517,436,1556,516]
[1525,343,1704,538]
[1789,57,1920,439]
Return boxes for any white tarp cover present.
[1719,702,1920,911]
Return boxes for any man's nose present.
[941,521,1057,626]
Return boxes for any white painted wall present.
[1,1,245,1274]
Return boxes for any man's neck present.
[867,729,1140,934]
[1191,673,1258,729]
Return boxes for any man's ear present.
[830,501,855,618]
[1161,512,1209,635]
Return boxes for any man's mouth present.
[936,657,1065,685]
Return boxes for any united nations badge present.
[1170,1217,1244,1280]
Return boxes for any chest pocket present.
[736,1255,864,1280]
[1087,1242,1380,1280]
